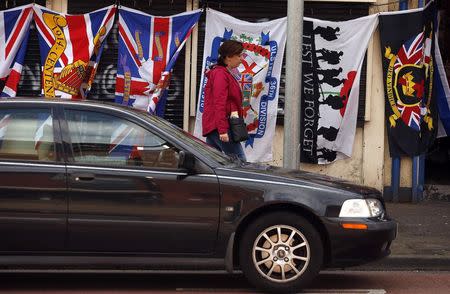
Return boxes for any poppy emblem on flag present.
[384,28,434,131]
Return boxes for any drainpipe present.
[283,0,304,169]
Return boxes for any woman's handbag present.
[229,116,249,142]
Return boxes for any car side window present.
[0,108,56,162]
[65,110,181,169]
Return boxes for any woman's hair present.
[217,40,244,66]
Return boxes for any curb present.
[346,255,450,271]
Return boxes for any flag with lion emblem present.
[379,2,438,157]
[33,4,116,99]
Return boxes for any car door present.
[62,107,220,254]
[0,104,66,251]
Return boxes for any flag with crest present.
[33,4,116,99]
[193,9,286,162]
[0,4,33,98]
[114,6,201,116]
[380,2,438,157]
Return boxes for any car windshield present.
[130,109,234,165]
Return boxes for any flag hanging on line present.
[193,9,287,163]
[114,6,202,116]
[299,14,378,164]
[0,4,33,98]
[33,4,116,99]
[379,1,438,157]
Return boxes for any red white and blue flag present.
[115,6,201,116]
[33,4,116,99]
[0,4,33,98]
[394,32,426,71]
[380,1,438,157]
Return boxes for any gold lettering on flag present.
[424,55,434,130]
[43,13,67,98]
[123,71,131,104]
[135,31,144,60]
[384,46,402,127]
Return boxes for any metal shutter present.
[68,0,187,127]
[196,0,369,126]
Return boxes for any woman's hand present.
[219,133,229,142]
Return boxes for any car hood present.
[224,162,381,198]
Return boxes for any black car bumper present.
[322,217,397,267]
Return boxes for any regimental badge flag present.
[33,4,116,99]
[115,7,201,116]
[380,2,438,157]
[0,4,33,98]
[193,9,287,162]
[299,15,378,164]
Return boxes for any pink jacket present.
[202,65,243,136]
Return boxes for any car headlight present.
[339,199,384,217]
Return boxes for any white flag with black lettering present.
[300,15,378,164]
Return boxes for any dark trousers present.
[206,130,247,162]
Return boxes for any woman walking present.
[202,40,246,162]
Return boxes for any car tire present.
[239,211,323,293]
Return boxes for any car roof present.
[0,97,146,114]
[1,97,115,107]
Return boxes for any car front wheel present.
[239,211,323,293]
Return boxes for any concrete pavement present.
[353,199,450,271]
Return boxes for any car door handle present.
[73,174,95,181]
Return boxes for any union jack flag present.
[0,4,33,98]
[33,4,116,99]
[393,31,433,131]
[115,6,201,116]
[394,32,424,73]
[398,104,421,131]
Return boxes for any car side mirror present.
[178,150,196,172]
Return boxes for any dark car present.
[0,99,396,293]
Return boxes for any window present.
[0,108,55,161]
[65,110,180,169]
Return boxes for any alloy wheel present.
[252,224,310,283]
